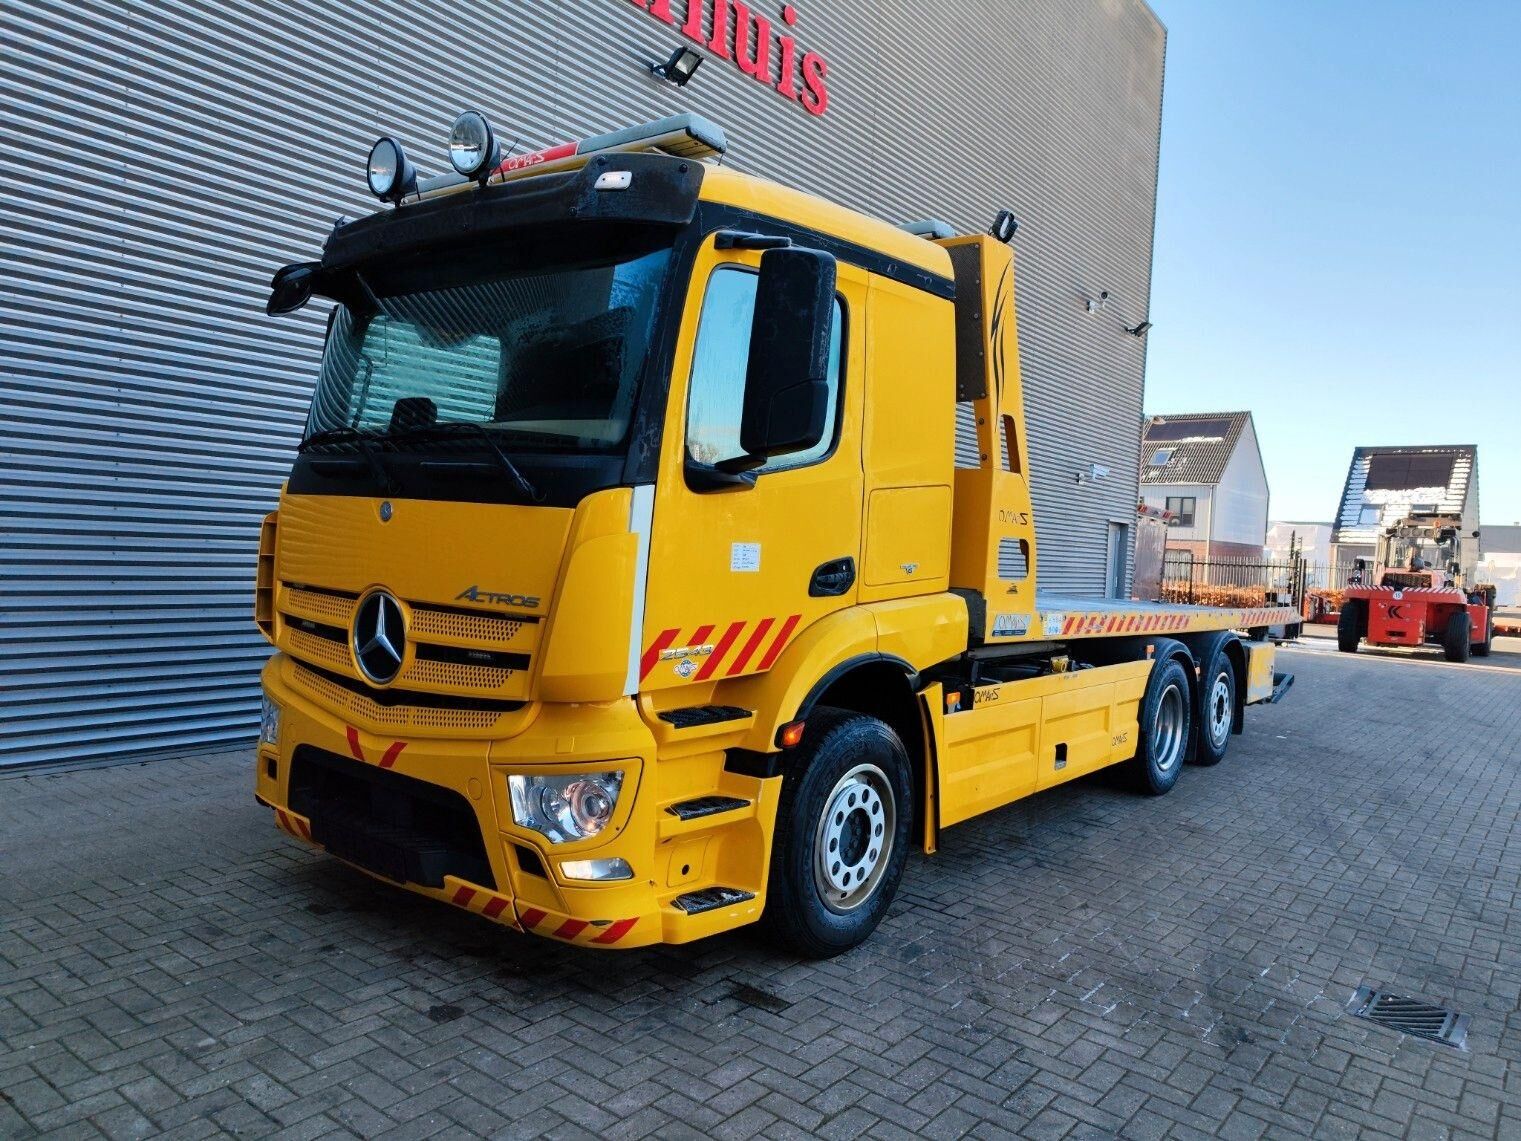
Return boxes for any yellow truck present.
[255,112,1294,957]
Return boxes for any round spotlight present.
[449,110,500,181]
[366,137,416,203]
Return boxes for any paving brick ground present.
[3,647,1519,1139]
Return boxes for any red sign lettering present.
[630,0,830,117]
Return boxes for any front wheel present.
[1337,601,1364,653]
[1444,610,1472,663]
[1472,611,1494,657]
[760,707,913,958]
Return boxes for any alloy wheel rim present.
[1208,672,1231,748]
[1153,683,1186,773]
[814,763,895,914]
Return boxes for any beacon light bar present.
[412,113,727,200]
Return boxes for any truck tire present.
[1473,611,1494,657]
[1337,601,1364,653]
[1443,610,1471,663]
[1193,649,1236,767]
[1130,656,1192,796]
[760,707,913,958]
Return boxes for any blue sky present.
[1144,1,1521,524]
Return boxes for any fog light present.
[560,857,634,882]
[366,136,416,203]
[508,771,624,843]
[259,695,281,747]
[449,110,500,181]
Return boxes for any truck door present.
[637,237,866,694]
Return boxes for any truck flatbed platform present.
[1028,594,1299,641]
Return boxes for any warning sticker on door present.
[730,542,761,572]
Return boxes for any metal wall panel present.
[0,0,1163,766]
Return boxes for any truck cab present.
[256,113,1291,955]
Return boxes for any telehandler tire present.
[1473,611,1493,657]
[1444,611,1472,663]
[1130,656,1192,796]
[1337,602,1364,653]
[760,707,913,958]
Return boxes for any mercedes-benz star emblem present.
[352,591,405,685]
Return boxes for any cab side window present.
[686,265,844,472]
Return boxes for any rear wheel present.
[761,707,913,958]
[1472,611,1494,657]
[1443,610,1471,662]
[1193,651,1236,767]
[1337,601,1364,653]
[1130,656,1192,795]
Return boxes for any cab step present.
[672,886,755,914]
[657,705,751,729]
[666,795,751,821]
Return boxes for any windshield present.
[305,246,672,451]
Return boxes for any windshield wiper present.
[298,427,401,495]
[387,422,541,502]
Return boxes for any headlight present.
[508,771,624,844]
[259,695,281,747]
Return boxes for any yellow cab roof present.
[696,164,953,283]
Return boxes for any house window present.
[1149,447,1175,466]
[1358,505,1380,526]
[1165,496,1196,527]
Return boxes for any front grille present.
[402,658,515,689]
[288,626,352,671]
[285,586,356,624]
[279,581,533,697]
[411,608,524,643]
[290,745,494,890]
[289,664,508,731]
[1382,572,1432,590]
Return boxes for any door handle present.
[810,557,856,597]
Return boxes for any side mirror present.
[722,247,836,472]
[266,261,320,315]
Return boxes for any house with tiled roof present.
[1139,411,1269,571]
[1329,445,1478,569]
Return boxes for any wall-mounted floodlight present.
[650,45,703,87]
[449,110,501,182]
[366,137,417,203]
[989,210,1019,243]
[1126,320,1152,338]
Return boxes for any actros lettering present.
[456,585,541,609]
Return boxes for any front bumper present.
[257,654,772,949]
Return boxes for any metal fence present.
[1155,555,1361,616]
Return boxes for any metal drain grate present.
[1347,987,1469,1050]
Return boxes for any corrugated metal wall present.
[0,0,1163,767]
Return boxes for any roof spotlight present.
[650,45,703,87]
[366,136,416,203]
[449,110,501,182]
[989,209,1019,244]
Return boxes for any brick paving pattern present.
[2,648,1519,1139]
